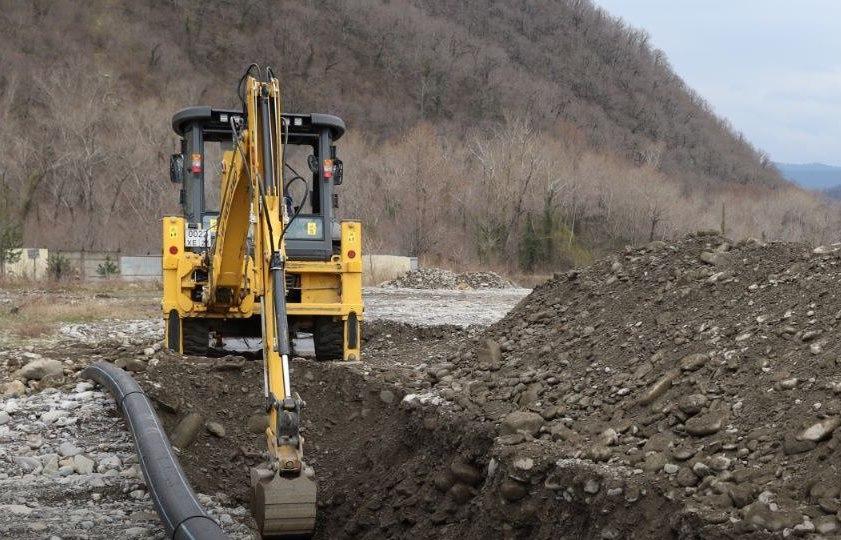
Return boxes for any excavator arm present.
[208,70,316,537]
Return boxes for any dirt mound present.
[381,268,514,290]
[418,232,841,535]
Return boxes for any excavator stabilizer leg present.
[251,466,317,538]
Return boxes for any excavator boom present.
[209,70,316,537]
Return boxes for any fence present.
[3,249,415,284]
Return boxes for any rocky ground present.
[5,234,841,538]
[381,267,515,289]
[0,321,254,539]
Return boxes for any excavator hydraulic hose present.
[81,362,231,540]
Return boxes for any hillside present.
[0,0,834,268]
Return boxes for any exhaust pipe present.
[82,362,231,540]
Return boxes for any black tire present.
[182,318,210,356]
[312,317,344,361]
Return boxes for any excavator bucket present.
[251,466,317,538]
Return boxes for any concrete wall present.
[60,251,121,280]
[363,254,417,285]
[120,256,162,281]
[5,248,413,284]
[2,248,48,280]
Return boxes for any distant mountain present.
[775,162,841,190]
[823,185,841,201]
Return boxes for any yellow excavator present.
[160,65,363,536]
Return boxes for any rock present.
[809,479,840,500]
[742,501,801,531]
[513,457,534,471]
[663,463,679,474]
[549,424,579,442]
[0,504,32,515]
[638,370,679,405]
[677,394,708,416]
[707,455,731,471]
[14,456,41,473]
[73,454,95,475]
[0,411,9,426]
[379,390,395,404]
[728,484,757,508]
[170,412,204,448]
[797,417,841,442]
[124,527,149,538]
[448,483,474,504]
[643,452,668,473]
[450,461,481,487]
[685,411,726,436]
[815,515,838,534]
[587,445,612,462]
[58,442,82,457]
[40,410,69,424]
[583,478,601,494]
[247,413,268,434]
[41,454,59,475]
[500,411,544,436]
[700,251,728,266]
[97,455,122,472]
[500,479,528,501]
[16,358,64,381]
[205,421,226,438]
[432,470,455,492]
[2,380,26,397]
[115,357,147,373]
[676,467,699,487]
[679,353,708,372]
[783,433,816,455]
[478,339,502,364]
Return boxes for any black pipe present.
[82,362,231,540]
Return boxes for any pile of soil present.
[381,268,514,290]
[131,321,696,539]
[418,232,841,535]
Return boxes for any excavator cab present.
[164,106,363,361]
[170,108,345,257]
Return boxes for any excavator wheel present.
[312,317,344,361]
[181,318,210,356]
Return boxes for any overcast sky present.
[595,0,841,165]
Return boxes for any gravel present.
[381,267,515,289]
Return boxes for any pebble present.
[58,442,83,457]
[797,417,841,442]
[500,411,544,436]
[73,454,95,475]
[685,411,726,436]
[205,421,226,438]
[16,358,64,381]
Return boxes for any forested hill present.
[1,0,824,264]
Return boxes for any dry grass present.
[0,282,160,340]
